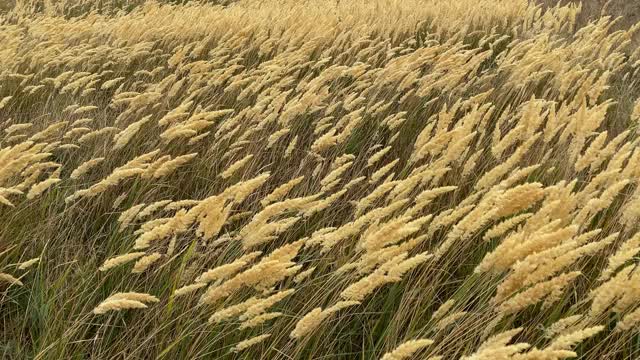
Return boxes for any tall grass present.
[1,0,640,359]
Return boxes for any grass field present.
[2,0,640,359]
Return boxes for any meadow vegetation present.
[2,0,640,359]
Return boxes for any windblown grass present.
[2,0,640,359]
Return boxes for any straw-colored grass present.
[1,0,640,359]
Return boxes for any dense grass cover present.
[2,0,640,359]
